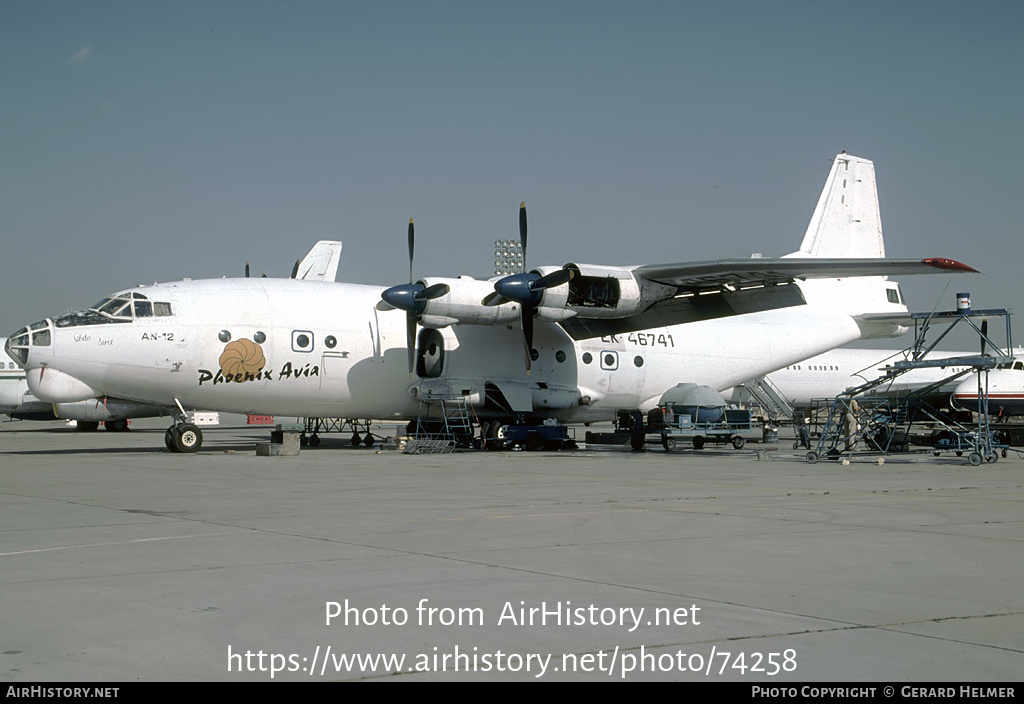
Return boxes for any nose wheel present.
[165,423,203,453]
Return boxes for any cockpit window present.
[97,298,132,318]
[54,293,174,328]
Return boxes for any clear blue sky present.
[3,1,1021,350]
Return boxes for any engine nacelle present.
[535,264,675,320]
[417,276,522,328]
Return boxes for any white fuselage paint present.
[15,273,909,422]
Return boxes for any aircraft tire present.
[351,432,361,446]
[308,435,321,447]
[105,419,129,432]
[77,421,99,432]
[165,428,179,452]
[173,424,203,453]
[363,434,375,447]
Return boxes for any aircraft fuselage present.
[9,275,907,423]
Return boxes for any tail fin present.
[295,241,343,281]
[786,153,885,259]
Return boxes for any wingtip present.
[922,258,979,273]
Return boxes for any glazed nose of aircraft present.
[6,320,99,403]
[5,323,47,366]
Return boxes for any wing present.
[631,257,976,289]
[557,257,976,340]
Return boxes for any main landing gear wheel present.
[484,421,505,451]
[165,424,203,453]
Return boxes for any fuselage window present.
[292,331,314,353]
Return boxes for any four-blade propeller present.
[490,203,573,371]
[380,219,450,374]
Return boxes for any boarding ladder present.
[405,397,475,454]
[739,376,795,421]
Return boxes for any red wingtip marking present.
[922,258,979,273]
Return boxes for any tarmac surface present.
[1,417,1022,682]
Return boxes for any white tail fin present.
[296,241,343,281]
[787,153,885,259]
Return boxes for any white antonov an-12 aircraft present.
[5,153,977,452]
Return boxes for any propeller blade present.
[519,202,527,273]
[981,319,988,356]
[420,283,450,299]
[245,262,250,278]
[481,291,507,307]
[406,312,417,374]
[533,268,573,290]
[523,305,535,373]
[407,219,415,284]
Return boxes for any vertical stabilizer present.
[787,153,885,259]
[296,241,343,281]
